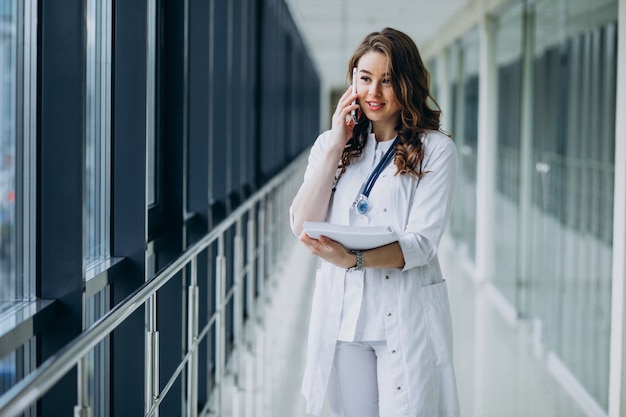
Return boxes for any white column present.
[609,1,626,416]
[474,8,497,283]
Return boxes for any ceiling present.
[285,0,472,91]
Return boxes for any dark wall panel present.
[209,0,229,210]
[188,0,211,229]
[38,0,85,414]
[111,0,149,415]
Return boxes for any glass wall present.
[443,0,617,410]
[443,0,618,411]
[527,0,616,409]
[448,29,479,262]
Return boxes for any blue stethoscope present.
[352,137,399,215]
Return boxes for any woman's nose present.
[368,82,382,97]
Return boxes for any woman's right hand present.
[290,87,360,236]
[329,86,360,150]
[298,232,356,269]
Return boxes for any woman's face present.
[355,51,401,132]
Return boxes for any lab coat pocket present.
[421,280,454,365]
[420,280,460,415]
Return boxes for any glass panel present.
[448,29,479,262]
[0,339,34,397]
[84,0,112,269]
[0,351,16,395]
[84,1,112,414]
[85,287,110,417]
[0,0,17,306]
[529,0,616,410]
[1,0,35,307]
[492,2,523,308]
[427,58,438,106]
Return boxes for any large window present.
[0,0,35,308]
[0,0,36,400]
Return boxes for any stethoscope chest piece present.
[353,194,369,215]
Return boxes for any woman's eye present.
[360,76,371,82]
[382,78,391,84]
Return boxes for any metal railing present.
[0,153,306,417]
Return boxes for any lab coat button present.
[396,386,401,391]
[391,349,396,354]
[387,313,392,317]
[385,275,389,279]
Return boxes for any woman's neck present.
[371,123,397,142]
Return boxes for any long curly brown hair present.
[339,28,444,179]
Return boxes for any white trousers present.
[326,341,396,417]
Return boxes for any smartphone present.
[350,67,359,124]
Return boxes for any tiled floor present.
[229,235,595,417]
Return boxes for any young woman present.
[290,28,460,417]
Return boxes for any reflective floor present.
[230,235,593,417]
[438,239,590,417]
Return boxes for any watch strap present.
[347,250,364,272]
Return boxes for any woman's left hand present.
[298,232,355,269]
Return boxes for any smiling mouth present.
[367,101,384,110]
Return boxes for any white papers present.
[303,222,399,250]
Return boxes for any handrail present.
[0,153,307,417]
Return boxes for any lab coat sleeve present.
[289,131,332,234]
[398,134,457,271]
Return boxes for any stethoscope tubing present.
[352,137,399,214]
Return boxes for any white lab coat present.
[294,129,461,417]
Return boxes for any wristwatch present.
[347,250,364,272]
